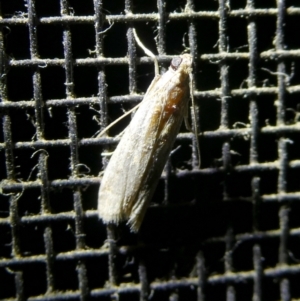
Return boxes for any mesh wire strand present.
[0,0,300,300]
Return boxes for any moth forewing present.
[98,54,192,232]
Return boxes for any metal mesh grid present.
[1,0,300,300]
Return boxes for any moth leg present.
[189,72,201,168]
[115,128,126,139]
[97,103,141,138]
[101,151,114,157]
[183,104,192,131]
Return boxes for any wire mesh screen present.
[1,0,300,300]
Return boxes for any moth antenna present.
[189,72,201,168]
[133,28,159,76]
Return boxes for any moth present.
[98,54,194,232]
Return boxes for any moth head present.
[170,54,192,75]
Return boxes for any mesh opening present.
[1,0,300,300]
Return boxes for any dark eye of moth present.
[170,57,183,70]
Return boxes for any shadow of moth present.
[98,54,193,232]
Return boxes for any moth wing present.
[98,64,189,231]
[126,95,186,231]
[98,75,165,225]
